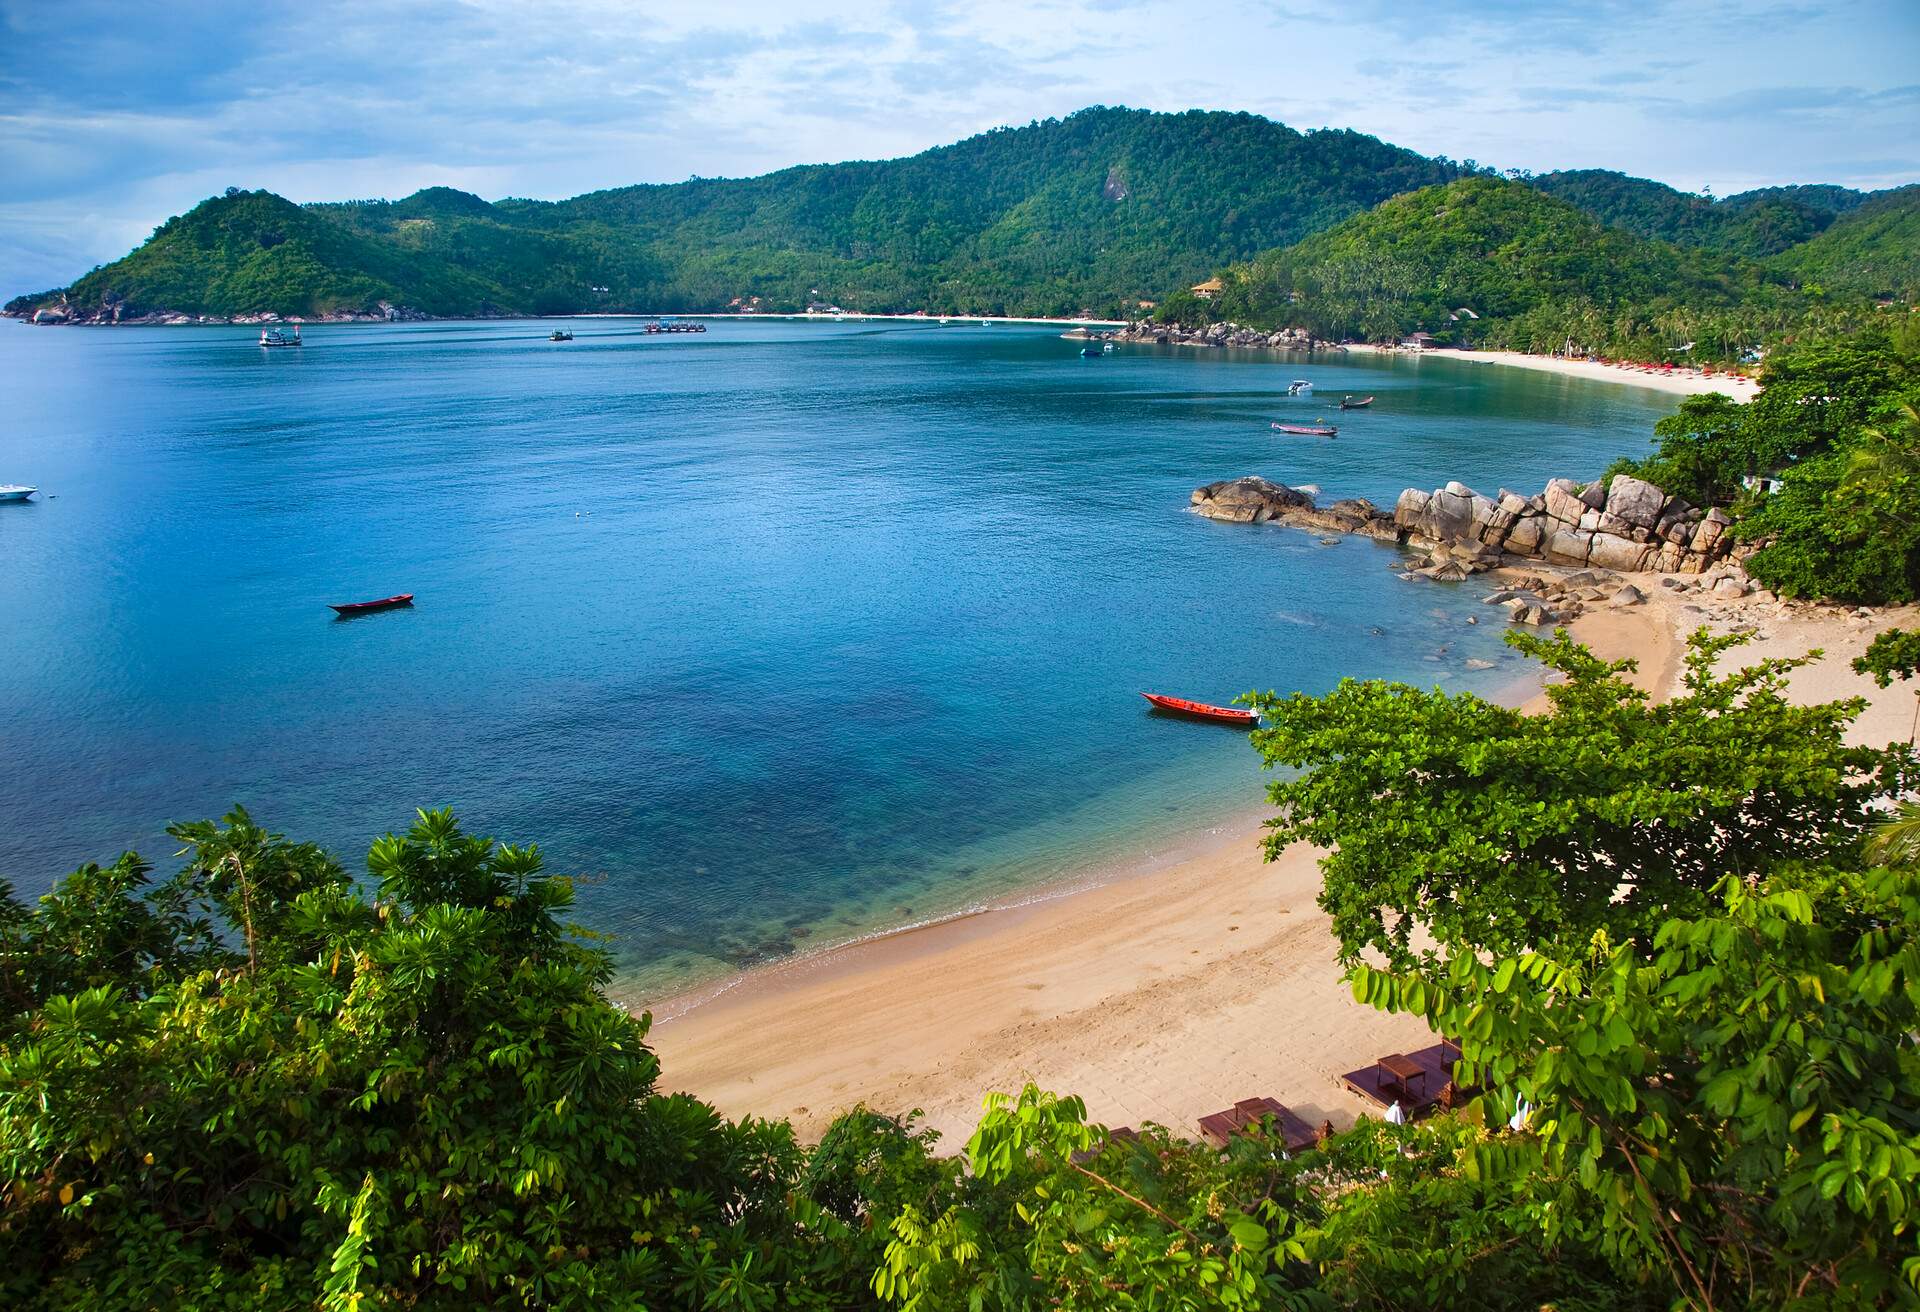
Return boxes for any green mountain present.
[1528,169,1867,257]
[1770,184,1920,299]
[1200,176,1792,353]
[7,107,1463,322]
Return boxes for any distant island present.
[7,105,1916,365]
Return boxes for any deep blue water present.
[0,319,1670,991]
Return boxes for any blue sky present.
[3,0,1916,295]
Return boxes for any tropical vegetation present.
[6,621,1919,1308]
[1176,176,1920,362]
[1607,325,1920,602]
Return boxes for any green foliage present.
[0,809,906,1309]
[1248,627,1912,973]
[1352,861,1920,1308]
[15,108,1462,321]
[1855,628,1920,688]
[1773,186,1920,300]
[1743,399,1920,603]
[1529,170,1866,259]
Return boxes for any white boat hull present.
[0,485,37,502]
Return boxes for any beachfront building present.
[1400,331,1437,350]
[1190,277,1224,300]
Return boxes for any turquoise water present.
[0,320,1670,991]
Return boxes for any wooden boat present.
[1141,692,1259,726]
[1339,395,1374,410]
[1271,422,1338,437]
[549,330,574,341]
[1080,346,1104,357]
[329,593,414,616]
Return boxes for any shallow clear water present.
[0,319,1669,991]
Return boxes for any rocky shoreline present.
[12,296,438,326]
[1191,470,1768,626]
[1067,318,1336,351]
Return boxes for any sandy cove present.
[1345,343,1760,401]
[650,586,1913,1149]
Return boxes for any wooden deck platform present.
[1338,1041,1460,1117]
[1197,1097,1319,1153]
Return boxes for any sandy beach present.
[1346,343,1760,401]
[650,583,1910,1148]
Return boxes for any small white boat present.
[0,485,37,502]
[1287,379,1313,395]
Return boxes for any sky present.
[3,0,1917,296]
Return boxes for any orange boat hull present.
[1141,692,1258,726]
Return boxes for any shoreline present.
[649,590,1912,1146]
[1344,343,1760,401]
[6,310,1129,330]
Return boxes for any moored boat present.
[1080,346,1103,357]
[1287,379,1312,394]
[1271,422,1338,437]
[1141,692,1259,726]
[259,326,302,348]
[550,329,574,341]
[0,484,37,502]
[1339,395,1374,410]
[329,593,414,616]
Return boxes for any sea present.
[0,318,1670,996]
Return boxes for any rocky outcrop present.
[1075,319,1334,351]
[13,293,434,326]
[1391,473,1746,575]
[1190,478,1398,539]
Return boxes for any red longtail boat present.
[1141,692,1259,726]
[1271,422,1338,437]
[329,593,414,616]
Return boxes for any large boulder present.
[1544,479,1586,526]
[1545,527,1594,566]
[1588,532,1655,573]
[1691,508,1732,555]
[1504,515,1546,555]
[1190,477,1315,523]
[1605,475,1665,528]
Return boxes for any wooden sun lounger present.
[1197,1097,1319,1152]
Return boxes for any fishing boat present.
[549,329,574,341]
[0,484,36,502]
[1080,346,1103,358]
[1272,422,1338,437]
[1339,395,1374,410]
[328,593,414,617]
[1141,692,1259,727]
[1286,379,1312,395]
[258,325,301,348]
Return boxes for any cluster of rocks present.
[1099,319,1330,351]
[1393,473,1745,575]
[1190,473,1773,624]
[17,294,432,326]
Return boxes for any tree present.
[1247,629,1913,973]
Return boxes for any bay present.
[0,319,1667,991]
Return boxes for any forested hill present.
[1527,169,1868,257]
[5,107,1464,323]
[1203,177,1769,342]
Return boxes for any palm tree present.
[1866,799,1920,866]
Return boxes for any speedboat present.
[0,485,36,502]
[1287,379,1312,395]
[1141,692,1259,727]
